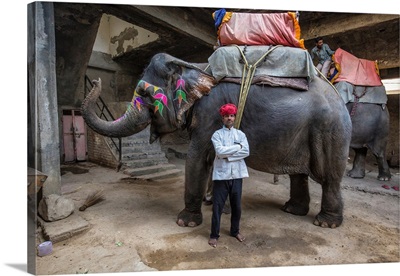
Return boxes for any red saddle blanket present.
[215,11,305,49]
[332,48,382,86]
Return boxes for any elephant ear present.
[168,59,217,127]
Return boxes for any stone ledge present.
[38,213,90,244]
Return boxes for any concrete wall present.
[87,129,120,169]
[386,94,399,167]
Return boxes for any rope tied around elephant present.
[350,87,368,116]
[233,45,282,129]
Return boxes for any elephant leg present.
[177,146,212,227]
[313,179,343,228]
[377,160,392,181]
[347,148,367,178]
[203,170,213,205]
[374,153,391,181]
[281,174,310,216]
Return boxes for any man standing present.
[311,36,335,78]
[208,103,250,248]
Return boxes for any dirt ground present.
[35,153,399,275]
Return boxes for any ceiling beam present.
[131,5,216,46]
[93,5,399,75]
[300,13,399,40]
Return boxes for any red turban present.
[219,103,237,116]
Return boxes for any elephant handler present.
[310,36,336,78]
[208,103,250,248]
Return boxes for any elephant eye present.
[134,80,148,96]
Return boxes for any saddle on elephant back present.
[330,48,387,105]
[206,45,317,91]
[207,10,317,91]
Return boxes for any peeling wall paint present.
[110,26,139,55]
[92,13,159,58]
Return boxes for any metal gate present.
[62,109,87,162]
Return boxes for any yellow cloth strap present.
[234,45,281,129]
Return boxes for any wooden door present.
[73,110,87,161]
[62,110,87,162]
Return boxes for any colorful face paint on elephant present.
[174,77,188,108]
[131,77,189,118]
[133,80,169,118]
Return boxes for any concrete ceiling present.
[54,3,399,80]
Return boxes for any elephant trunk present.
[81,78,151,138]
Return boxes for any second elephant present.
[334,81,391,181]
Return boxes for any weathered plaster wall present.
[87,129,120,169]
[93,14,159,58]
[386,94,399,167]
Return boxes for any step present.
[122,151,166,161]
[165,147,187,160]
[122,157,169,168]
[130,169,183,180]
[122,147,164,155]
[121,138,152,147]
[123,131,151,141]
[123,164,177,177]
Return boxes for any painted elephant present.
[334,82,391,181]
[82,53,352,229]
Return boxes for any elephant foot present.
[377,172,391,181]
[347,169,365,179]
[281,200,309,216]
[176,208,202,227]
[313,212,342,229]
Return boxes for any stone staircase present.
[117,126,183,180]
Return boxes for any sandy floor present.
[34,154,399,275]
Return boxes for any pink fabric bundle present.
[332,48,382,86]
[217,12,305,49]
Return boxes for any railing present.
[84,75,122,170]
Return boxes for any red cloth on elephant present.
[331,48,382,86]
[216,12,305,49]
[219,103,237,116]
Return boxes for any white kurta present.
[211,126,250,180]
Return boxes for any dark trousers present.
[210,178,242,239]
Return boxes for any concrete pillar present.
[28,3,62,272]
[28,2,61,196]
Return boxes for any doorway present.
[62,109,87,162]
